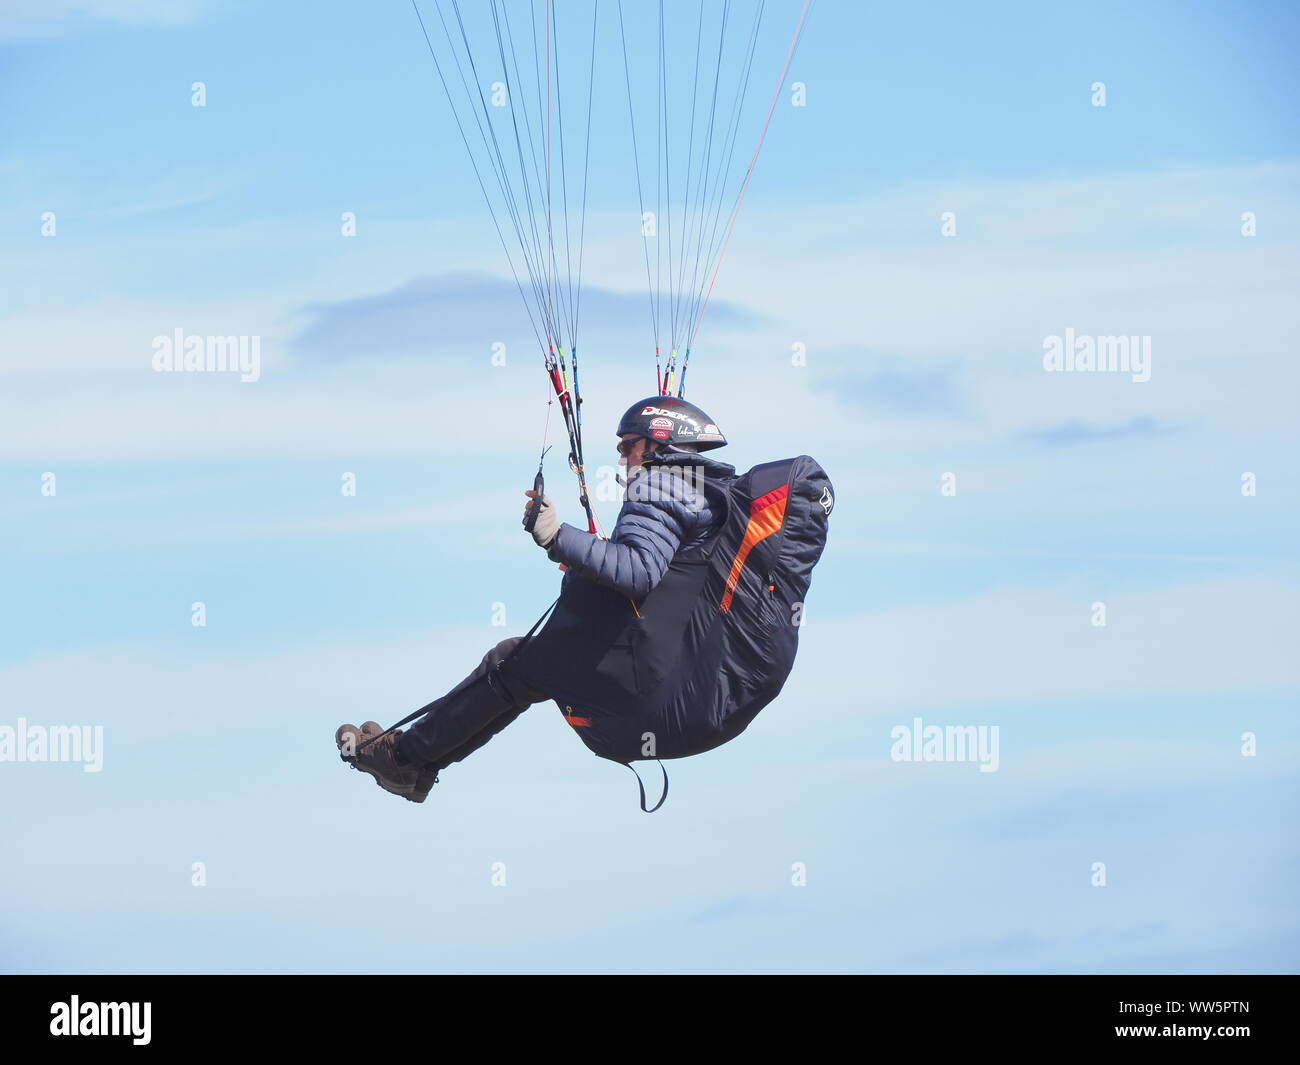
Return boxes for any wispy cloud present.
[688,894,797,924]
[292,272,758,363]
[812,357,966,417]
[0,0,207,40]
[1022,416,1179,446]
[793,571,1300,719]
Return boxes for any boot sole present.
[353,761,425,801]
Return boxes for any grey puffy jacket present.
[546,449,736,600]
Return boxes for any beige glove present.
[523,489,559,549]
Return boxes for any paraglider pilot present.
[335,397,734,803]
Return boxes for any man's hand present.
[523,489,559,550]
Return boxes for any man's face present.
[618,433,650,470]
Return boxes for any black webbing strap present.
[623,760,669,813]
[357,596,560,751]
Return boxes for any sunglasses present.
[617,437,643,457]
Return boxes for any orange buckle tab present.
[562,705,591,728]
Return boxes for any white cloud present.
[2,163,1296,467]
[0,0,207,40]
[789,569,1300,718]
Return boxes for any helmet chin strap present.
[618,440,693,485]
[617,436,703,486]
[616,459,648,487]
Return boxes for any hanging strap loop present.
[623,760,669,813]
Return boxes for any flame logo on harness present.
[819,487,834,516]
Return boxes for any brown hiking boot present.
[359,721,440,802]
[336,721,435,803]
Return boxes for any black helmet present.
[616,396,727,451]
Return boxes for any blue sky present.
[1,0,1297,974]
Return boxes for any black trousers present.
[395,637,548,772]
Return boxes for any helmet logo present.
[641,405,691,422]
[649,417,674,430]
[819,487,834,516]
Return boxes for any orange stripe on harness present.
[562,706,591,728]
[720,483,789,612]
